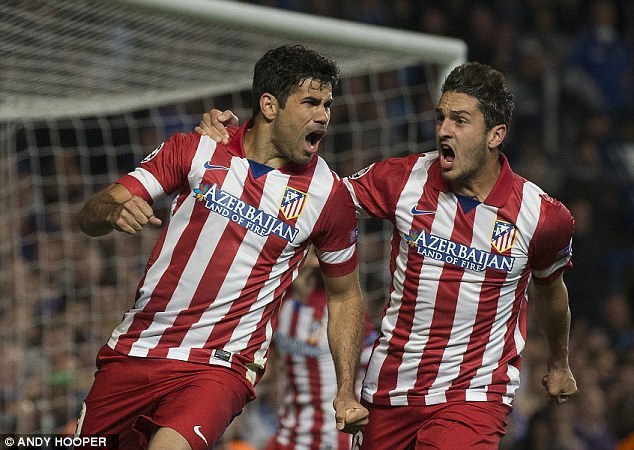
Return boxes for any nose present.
[437,118,452,138]
[314,106,329,125]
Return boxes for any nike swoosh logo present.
[411,206,435,215]
[193,426,208,445]
[204,162,229,170]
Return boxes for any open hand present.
[194,109,239,144]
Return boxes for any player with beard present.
[75,45,368,450]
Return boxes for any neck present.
[243,118,286,169]
[452,154,501,201]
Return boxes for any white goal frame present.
[2,0,466,121]
[113,0,467,75]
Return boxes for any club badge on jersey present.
[491,220,517,253]
[280,186,308,220]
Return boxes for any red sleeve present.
[116,132,200,203]
[345,157,412,219]
[530,193,575,284]
[311,181,359,278]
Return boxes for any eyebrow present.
[304,94,334,105]
[436,107,472,116]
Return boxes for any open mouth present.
[439,144,455,169]
[305,130,325,153]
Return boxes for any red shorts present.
[353,399,511,450]
[75,345,254,450]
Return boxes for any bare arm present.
[194,109,239,144]
[77,183,162,237]
[323,268,369,434]
[530,273,578,404]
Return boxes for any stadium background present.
[1,0,633,448]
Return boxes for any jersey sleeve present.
[116,132,200,204]
[343,158,407,219]
[530,193,575,284]
[311,181,359,278]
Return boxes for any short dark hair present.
[441,62,514,130]
[251,45,340,117]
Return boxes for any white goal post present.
[0,0,465,437]
[1,0,466,121]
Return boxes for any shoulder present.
[529,187,574,249]
[521,178,572,220]
[138,133,204,167]
[167,132,202,146]
[147,132,205,160]
[348,151,435,181]
[538,192,573,227]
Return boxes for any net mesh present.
[0,0,463,436]
[0,0,442,120]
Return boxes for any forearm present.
[531,277,571,367]
[327,293,364,395]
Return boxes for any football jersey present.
[344,151,573,407]
[107,121,359,387]
[271,287,377,450]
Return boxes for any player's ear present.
[488,124,507,150]
[260,93,278,120]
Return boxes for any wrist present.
[547,354,569,370]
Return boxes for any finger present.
[194,124,228,144]
[127,207,153,227]
[337,407,369,432]
[113,217,140,235]
[346,406,369,420]
[218,110,239,126]
[124,197,156,226]
[148,215,162,227]
[118,211,144,232]
[115,203,152,233]
[194,125,210,137]
[133,197,155,218]
[195,111,225,138]
[557,388,578,403]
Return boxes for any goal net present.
[0,0,466,438]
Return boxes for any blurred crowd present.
[1,0,633,449]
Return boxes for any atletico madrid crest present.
[491,220,517,253]
[280,186,308,220]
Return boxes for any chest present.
[183,157,317,250]
[395,190,533,279]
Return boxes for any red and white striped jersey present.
[107,121,359,388]
[344,151,574,407]
[270,288,377,450]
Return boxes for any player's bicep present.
[126,133,199,198]
[312,183,359,278]
[531,196,574,282]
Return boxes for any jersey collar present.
[226,118,318,174]
[429,152,514,208]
